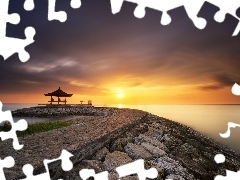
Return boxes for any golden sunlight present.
[117,92,124,99]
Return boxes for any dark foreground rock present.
[1,108,240,179]
[60,113,240,180]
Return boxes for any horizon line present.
[2,103,240,105]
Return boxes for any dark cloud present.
[198,84,224,91]
[198,74,240,91]
[212,74,239,87]
[1,0,240,101]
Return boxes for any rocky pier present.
[1,107,240,179]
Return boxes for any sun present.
[117,92,124,99]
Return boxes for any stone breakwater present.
[60,113,240,180]
[12,106,113,117]
[1,107,240,180]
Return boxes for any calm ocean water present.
[3,103,240,154]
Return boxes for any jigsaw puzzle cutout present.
[79,159,158,180]
[215,154,225,164]
[0,0,82,62]
[110,0,240,36]
[0,102,28,150]
[20,149,73,180]
[215,170,240,180]
[79,169,109,180]
[116,159,158,180]
[214,154,240,179]
[0,0,36,62]
[24,0,35,11]
[220,122,240,138]
[213,83,240,179]
[219,83,240,138]
[0,156,15,180]
[48,0,82,22]
[232,83,240,96]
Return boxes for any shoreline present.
[2,107,240,179]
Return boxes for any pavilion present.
[44,87,73,105]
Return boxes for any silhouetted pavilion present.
[44,87,73,105]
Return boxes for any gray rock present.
[157,156,195,179]
[124,143,152,160]
[108,172,138,180]
[146,160,165,180]
[103,151,132,171]
[141,142,166,158]
[110,138,131,152]
[144,126,164,138]
[173,151,211,179]
[108,172,119,180]
[166,174,185,180]
[78,160,104,173]
[59,170,80,180]
[179,143,199,155]
[60,160,104,180]
[134,134,169,152]
[121,176,139,180]
[92,147,109,161]
[160,134,183,150]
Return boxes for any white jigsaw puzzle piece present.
[116,159,158,180]
[48,0,81,22]
[232,83,240,96]
[24,0,35,11]
[220,122,240,138]
[207,0,240,23]
[215,84,240,180]
[0,0,36,62]
[43,149,73,172]
[215,170,240,180]
[214,154,240,180]
[0,156,15,180]
[21,164,50,180]
[110,0,206,27]
[71,0,82,9]
[0,102,28,150]
[79,169,109,180]
[21,150,73,180]
[215,154,225,164]
[110,0,240,36]
[208,0,240,36]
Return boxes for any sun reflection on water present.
[118,104,123,108]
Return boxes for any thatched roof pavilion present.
[44,87,73,104]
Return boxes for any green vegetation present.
[0,121,73,137]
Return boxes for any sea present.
[2,103,240,154]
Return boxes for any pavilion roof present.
[44,87,73,97]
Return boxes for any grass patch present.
[0,121,73,137]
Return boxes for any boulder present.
[166,174,185,180]
[124,143,152,160]
[174,153,210,179]
[146,160,165,180]
[141,142,166,158]
[160,134,183,150]
[157,156,195,179]
[110,138,132,152]
[103,151,132,171]
[92,147,109,162]
[134,134,169,152]
[144,126,164,139]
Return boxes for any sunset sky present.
[0,0,240,104]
